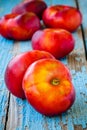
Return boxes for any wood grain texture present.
[77,0,87,59]
[0,0,87,130]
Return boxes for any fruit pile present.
[3,0,82,116]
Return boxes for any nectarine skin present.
[4,50,54,99]
[0,12,41,40]
[31,29,75,59]
[12,0,47,19]
[42,5,82,32]
[23,59,75,116]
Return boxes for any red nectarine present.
[4,50,54,99]
[12,0,47,19]
[23,58,75,116]
[42,5,82,32]
[0,12,41,40]
[31,28,75,59]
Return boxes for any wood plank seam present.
[4,93,10,130]
[75,0,87,60]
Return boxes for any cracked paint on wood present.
[0,0,87,130]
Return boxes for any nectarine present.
[4,50,54,99]
[12,0,47,19]
[42,5,82,32]
[23,58,75,116]
[0,12,41,40]
[31,28,75,59]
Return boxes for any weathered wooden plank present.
[0,0,87,130]
[0,33,13,130]
[0,0,22,130]
[76,0,87,59]
[66,0,87,129]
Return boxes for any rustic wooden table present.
[0,0,87,130]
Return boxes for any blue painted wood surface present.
[0,0,87,130]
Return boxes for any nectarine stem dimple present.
[51,78,60,86]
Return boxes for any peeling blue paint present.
[0,0,87,129]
